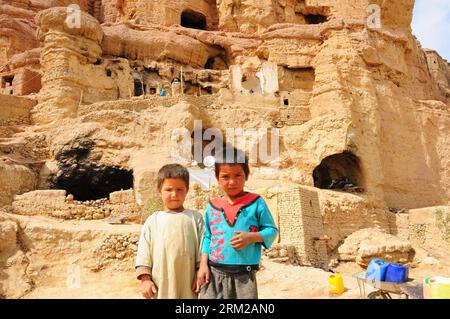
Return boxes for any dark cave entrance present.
[52,139,133,201]
[313,151,363,192]
[134,79,143,96]
[54,164,134,201]
[181,10,207,30]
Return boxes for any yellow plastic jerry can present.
[430,277,450,299]
[329,273,345,294]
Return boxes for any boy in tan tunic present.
[135,164,204,299]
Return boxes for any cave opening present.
[205,57,215,69]
[52,139,134,201]
[313,151,364,192]
[305,14,328,24]
[181,10,207,30]
[134,79,143,96]
[54,164,134,201]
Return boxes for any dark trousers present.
[199,266,258,299]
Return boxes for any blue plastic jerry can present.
[160,88,166,96]
[366,258,389,282]
[384,263,409,283]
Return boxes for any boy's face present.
[159,178,188,212]
[217,164,247,198]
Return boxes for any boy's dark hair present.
[156,164,190,191]
[214,147,250,178]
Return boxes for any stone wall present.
[263,243,299,265]
[11,189,143,222]
[93,232,139,261]
[392,206,450,261]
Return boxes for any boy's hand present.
[141,278,157,299]
[191,272,198,293]
[230,231,261,250]
[195,264,210,293]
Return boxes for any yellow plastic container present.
[429,277,450,299]
[329,273,345,294]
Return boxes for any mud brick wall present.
[277,186,327,269]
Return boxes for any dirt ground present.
[2,214,449,299]
[20,255,450,299]
[21,258,365,299]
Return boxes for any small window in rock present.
[305,14,328,24]
[94,59,102,65]
[1,75,14,88]
[284,99,289,106]
[106,69,112,77]
[149,87,157,95]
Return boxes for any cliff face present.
[1,0,449,208]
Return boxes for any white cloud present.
[412,0,450,61]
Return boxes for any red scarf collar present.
[210,192,259,226]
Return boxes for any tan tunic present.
[135,210,204,299]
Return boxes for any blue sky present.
[412,0,450,61]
